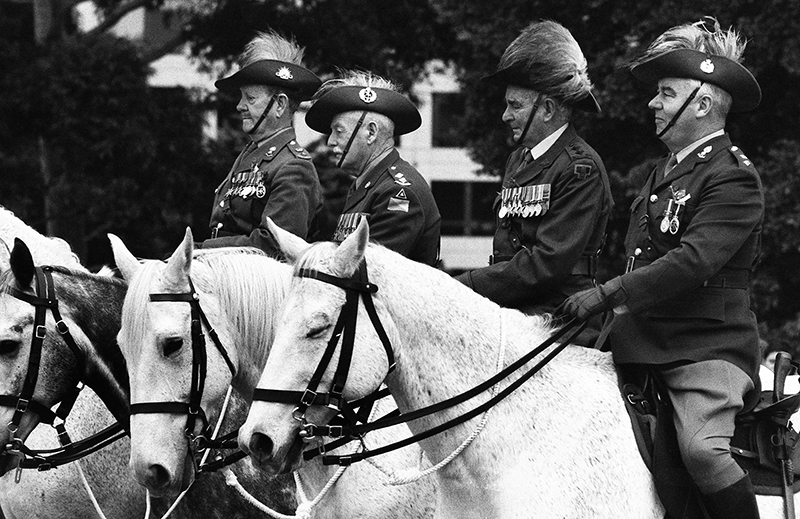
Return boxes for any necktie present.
[664,153,678,177]
[517,149,533,172]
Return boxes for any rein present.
[130,278,244,472]
[1,266,126,473]
[252,261,586,466]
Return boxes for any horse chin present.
[250,435,304,476]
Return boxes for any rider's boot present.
[701,473,760,519]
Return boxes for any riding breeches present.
[659,359,754,494]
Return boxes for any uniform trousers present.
[659,359,754,494]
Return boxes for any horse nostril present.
[249,432,274,458]
[145,464,171,490]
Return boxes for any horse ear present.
[163,227,193,288]
[332,217,369,277]
[108,233,142,281]
[0,238,10,272]
[266,217,310,263]
[10,238,35,288]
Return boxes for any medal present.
[256,184,266,198]
[660,216,670,233]
[669,216,680,234]
[498,206,508,219]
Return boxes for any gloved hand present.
[557,277,628,321]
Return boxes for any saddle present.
[621,353,800,519]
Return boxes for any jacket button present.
[650,194,658,203]
[634,248,642,256]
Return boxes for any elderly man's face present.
[327,111,369,174]
[648,78,704,150]
[502,86,547,148]
[237,84,275,139]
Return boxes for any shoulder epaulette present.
[388,164,412,186]
[728,145,754,168]
[287,140,312,160]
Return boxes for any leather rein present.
[1,266,126,473]
[252,261,586,466]
[129,278,245,472]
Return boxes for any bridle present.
[252,262,396,442]
[129,278,244,471]
[252,260,586,466]
[1,266,125,475]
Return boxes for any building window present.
[432,181,498,236]
[431,93,467,148]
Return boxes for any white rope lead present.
[75,459,109,519]
[365,311,507,485]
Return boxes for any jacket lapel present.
[511,125,577,185]
[653,134,731,191]
[341,149,400,212]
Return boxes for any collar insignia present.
[697,145,713,158]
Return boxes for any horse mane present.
[122,248,291,368]
[0,206,86,272]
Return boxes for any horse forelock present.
[293,241,342,276]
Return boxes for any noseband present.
[130,278,240,467]
[1,266,125,474]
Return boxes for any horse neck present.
[365,249,551,425]
[0,210,86,271]
[55,269,130,423]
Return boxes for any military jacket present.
[333,149,441,266]
[200,128,322,258]
[456,125,612,316]
[611,134,764,381]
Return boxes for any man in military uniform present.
[560,19,764,519]
[199,30,323,258]
[305,71,441,266]
[455,21,611,346]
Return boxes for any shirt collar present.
[675,129,725,164]
[529,123,569,160]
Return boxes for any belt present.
[489,254,596,277]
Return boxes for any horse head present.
[113,228,242,497]
[239,218,397,475]
[0,240,92,475]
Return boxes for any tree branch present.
[84,0,151,39]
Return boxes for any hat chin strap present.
[336,111,367,169]
[515,93,543,145]
[246,95,277,136]
[657,82,703,139]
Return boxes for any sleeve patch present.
[574,163,593,179]
[388,196,410,212]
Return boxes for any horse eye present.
[162,337,184,357]
[0,340,20,356]
[306,325,331,339]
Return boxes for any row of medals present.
[498,185,551,219]
[660,188,691,235]
[333,212,364,242]
[225,166,267,200]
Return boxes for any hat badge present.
[700,59,715,74]
[275,67,294,80]
[359,87,377,104]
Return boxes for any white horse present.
[238,218,799,519]
[111,228,436,518]
[0,237,294,518]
